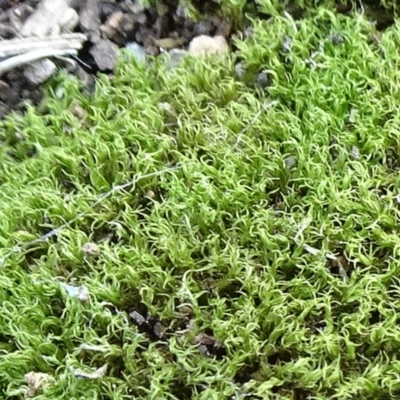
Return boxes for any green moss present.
[2,5,400,400]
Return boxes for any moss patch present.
[1,4,400,399]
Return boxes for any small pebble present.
[130,310,146,325]
[82,242,99,256]
[256,71,269,88]
[284,156,297,169]
[188,35,228,57]
[126,42,146,63]
[90,39,118,71]
[153,321,166,338]
[145,190,155,199]
[24,59,56,85]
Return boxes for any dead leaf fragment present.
[194,332,219,346]
[177,304,193,316]
[153,37,185,49]
[330,254,350,281]
[350,145,360,159]
[74,363,108,380]
[24,372,54,398]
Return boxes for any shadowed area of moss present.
[2,4,400,400]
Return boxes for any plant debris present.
[73,363,108,380]
[24,372,54,398]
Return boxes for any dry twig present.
[0,33,86,75]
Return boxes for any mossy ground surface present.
[2,4,400,399]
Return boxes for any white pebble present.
[188,35,228,57]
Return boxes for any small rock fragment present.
[75,65,96,96]
[24,59,56,84]
[90,39,118,71]
[145,190,155,199]
[188,35,228,57]
[130,310,146,325]
[59,282,90,303]
[145,45,159,57]
[132,11,148,25]
[82,242,99,256]
[256,71,269,88]
[126,42,146,63]
[167,49,188,68]
[284,156,297,169]
[99,1,120,19]
[77,287,90,303]
[198,344,209,356]
[153,321,166,338]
